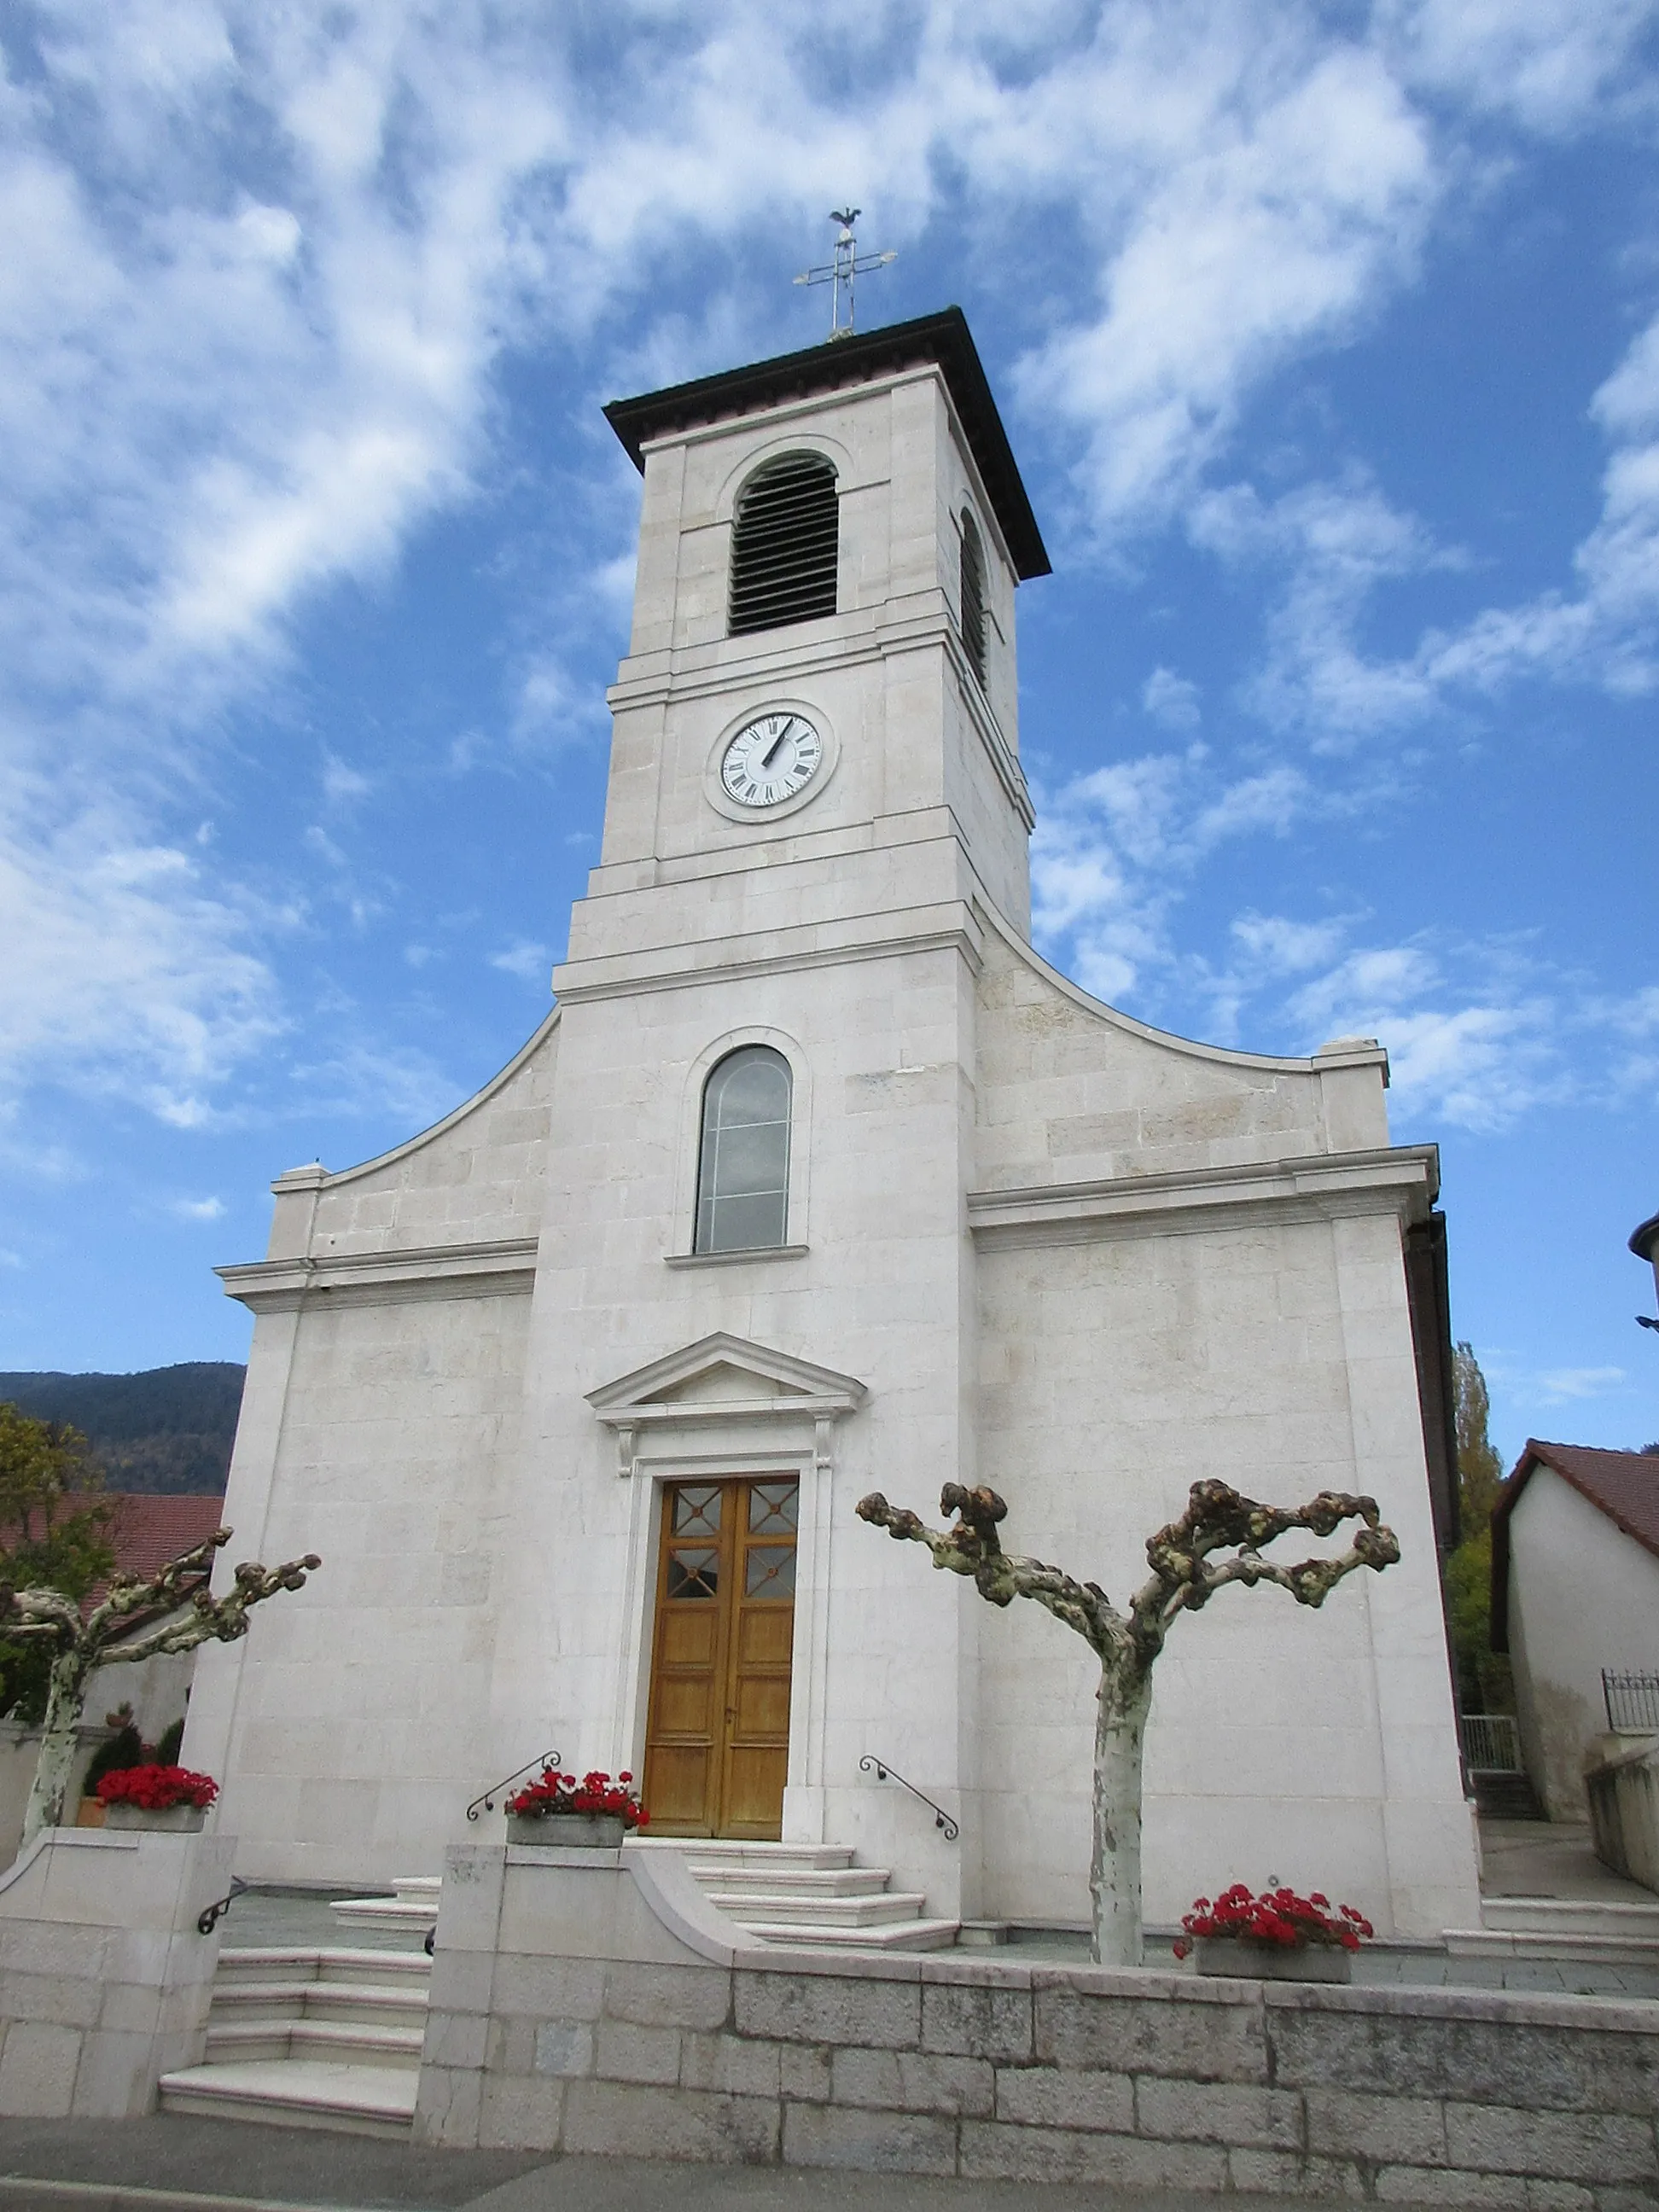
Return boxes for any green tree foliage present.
[1441,1344,1513,1714]
[0,1402,117,1723]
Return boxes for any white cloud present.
[322,754,371,805]
[168,1194,226,1221]
[1142,667,1200,730]
[0,771,281,1121]
[1536,1365,1628,1404]
[489,940,550,985]
[1383,0,1659,133]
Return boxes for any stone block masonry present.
[0,1826,233,2117]
[415,1843,1659,2206]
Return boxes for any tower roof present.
[603,307,1051,581]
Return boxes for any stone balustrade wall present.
[415,1842,1659,2209]
[0,1825,231,2117]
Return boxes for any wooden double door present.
[642,1476,798,1837]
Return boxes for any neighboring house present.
[1492,1441,1659,1819]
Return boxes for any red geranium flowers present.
[1172,1883,1372,1959]
[504,1767,649,1828]
[96,1763,219,1812]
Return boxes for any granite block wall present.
[0,1826,232,2118]
[415,1845,1659,2207]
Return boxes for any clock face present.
[719,712,824,809]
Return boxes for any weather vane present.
[795,209,896,341]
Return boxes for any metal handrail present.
[859,1754,959,1841]
[467,1748,563,1824]
[198,1875,247,1935]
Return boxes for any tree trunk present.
[1089,1662,1153,1966]
[21,1648,92,1846]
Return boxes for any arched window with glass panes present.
[694,1046,792,1254]
[959,509,987,690]
[728,452,839,637]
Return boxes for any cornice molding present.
[217,1237,538,1313]
[966,1145,1440,1251]
[552,906,984,1005]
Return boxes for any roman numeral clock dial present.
[719,712,824,809]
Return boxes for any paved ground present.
[1479,1815,1655,1903]
[0,2113,1454,2212]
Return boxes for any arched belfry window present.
[695,1047,792,1254]
[728,452,839,637]
[959,509,987,690]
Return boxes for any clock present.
[719,712,824,810]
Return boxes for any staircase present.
[632,1837,959,1949]
[158,1947,428,2136]
[332,1842,958,1953]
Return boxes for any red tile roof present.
[60,1493,227,1610]
[1490,1441,1659,1650]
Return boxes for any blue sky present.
[1,1,1656,1469]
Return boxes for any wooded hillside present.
[0,1364,244,1494]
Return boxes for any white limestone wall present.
[193,1019,561,1882]
[973,1211,1473,1940]
[1507,1466,1659,1818]
[966,929,1475,1941]
[189,1287,534,1883]
[490,936,986,1919]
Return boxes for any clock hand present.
[760,730,790,770]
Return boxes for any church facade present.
[188,310,1481,1940]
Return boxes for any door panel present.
[643,1476,798,1837]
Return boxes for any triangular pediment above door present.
[585,1332,867,1476]
[587,1330,866,1418]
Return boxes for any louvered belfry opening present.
[959,510,988,689]
[728,452,839,637]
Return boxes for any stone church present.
[188,308,1481,1941]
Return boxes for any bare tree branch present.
[857,1475,1400,1966]
[4,1528,323,1842]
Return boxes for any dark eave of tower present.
[603,307,1051,581]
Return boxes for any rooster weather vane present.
[795,208,896,340]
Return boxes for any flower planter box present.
[102,1803,207,1833]
[506,1812,626,1846]
[1194,1936,1351,1982]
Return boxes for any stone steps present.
[160,1946,428,2137]
[329,1876,439,1932]
[159,2057,418,2137]
[637,1836,960,1951]
[1447,1895,1659,1963]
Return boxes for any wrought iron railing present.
[1459,1714,1522,1773]
[1604,1671,1659,1733]
[466,1747,562,1824]
[859,1754,959,1840]
[197,1875,247,1935]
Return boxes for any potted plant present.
[96,1762,219,1832]
[1172,1882,1373,1983]
[504,1767,648,1845]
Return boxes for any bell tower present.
[556,311,1050,999]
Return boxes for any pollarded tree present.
[857,1479,1399,1965]
[0,1527,321,1844]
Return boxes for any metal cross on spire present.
[794,209,896,341]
